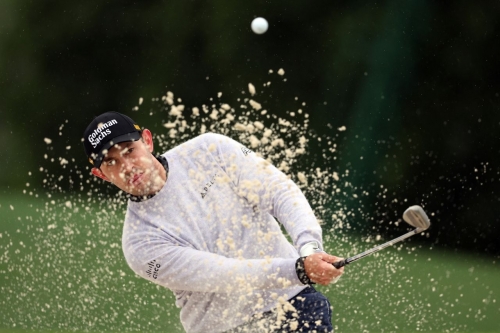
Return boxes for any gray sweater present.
[122,133,324,333]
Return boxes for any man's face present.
[92,131,164,196]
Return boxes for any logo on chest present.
[201,173,218,199]
[241,147,253,156]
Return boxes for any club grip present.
[333,259,347,269]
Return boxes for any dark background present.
[1,0,500,256]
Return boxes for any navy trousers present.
[227,286,333,333]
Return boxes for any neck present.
[146,157,167,195]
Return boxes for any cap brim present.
[93,132,142,168]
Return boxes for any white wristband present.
[299,241,322,257]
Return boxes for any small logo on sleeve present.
[146,260,161,279]
[241,147,253,156]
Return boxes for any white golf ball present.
[251,17,268,34]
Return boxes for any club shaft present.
[333,228,423,269]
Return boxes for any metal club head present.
[403,205,431,231]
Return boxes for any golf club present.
[332,205,430,269]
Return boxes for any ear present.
[141,129,154,153]
[91,167,111,182]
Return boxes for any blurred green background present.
[1,0,499,332]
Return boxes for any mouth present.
[129,173,143,186]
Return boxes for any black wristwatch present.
[295,257,315,285]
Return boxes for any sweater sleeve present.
[206,133,324,253]
[123,233,302,292]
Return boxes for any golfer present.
[83,111,344,333]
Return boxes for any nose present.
[121,157,135,174]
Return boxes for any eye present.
[106,159,116,166]
[123,147,134,155]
